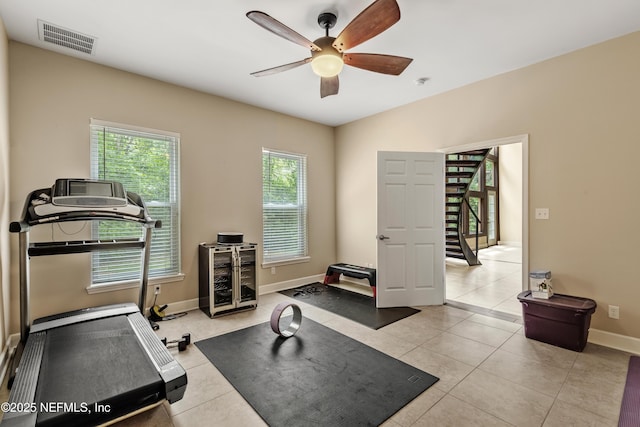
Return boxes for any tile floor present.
[107,287,630,426]
[446,245,523,317]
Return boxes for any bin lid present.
[517,290,597,312]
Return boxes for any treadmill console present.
[52,178,127,207]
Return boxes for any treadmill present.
[2,179,187,427]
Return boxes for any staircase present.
[445,149,490,266]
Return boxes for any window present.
[90,119,181,286]
[485,159,495,187]
[262,149,308,265]
[462,148,499,239]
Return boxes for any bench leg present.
[323,272,341,285]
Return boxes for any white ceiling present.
[1,0,639,126]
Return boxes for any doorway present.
[440,135,528,317]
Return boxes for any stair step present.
[446,160,483,167]
[459,149,488,155]
[446,252,467,259]
[445,171,475,179]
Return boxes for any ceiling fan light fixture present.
[247,1,411,97]
[310,36,344,77]
[311,53,344,77]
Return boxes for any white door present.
[376,151,445,308]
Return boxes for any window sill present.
[261,256,310,269]
[86,273,185,294]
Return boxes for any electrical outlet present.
[608,305,619,319]
[154,285,161,295]
[271,267,276,275]
[535,208,550,220]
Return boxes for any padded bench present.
[323,263,377,296]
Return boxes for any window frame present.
[462,149,499,239]
[262,148,309,267]
[88,119,182,291]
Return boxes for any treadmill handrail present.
[9,184,161,343]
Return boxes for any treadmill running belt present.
[35,316,163,427]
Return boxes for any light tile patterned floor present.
[110,289,630,427]
[446,245,524,316]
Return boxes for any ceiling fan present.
[247,0,413,98]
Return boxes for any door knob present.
[377,235,390,241]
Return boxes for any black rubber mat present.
[279,283,420,329]
[619,356,640,427]
[196,318,438,427]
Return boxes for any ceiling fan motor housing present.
[317,12,337,31]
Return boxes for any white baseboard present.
[149,275,323,316]
[152,298,199,316]
[497,241,522,247]
[258,274,324,295]
[588,328,640,355]
[0,334,20,388]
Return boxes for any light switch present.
[535,208,549,220]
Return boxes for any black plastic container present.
[217,232,243,244]
[517,291,597,352]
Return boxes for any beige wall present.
[0,19,10,357]
[7,42,335,331]
[335,32,640,338]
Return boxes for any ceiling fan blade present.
[344,53,413,75]
[320,75,339,98]
[251,58,312,77]
[247,11,321,51]
[332,0,401,52]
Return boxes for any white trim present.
[437,134,529,154]
[498,240,522,247]
[588,328,640,355]
[258,274,325,295]
[147,276,324,314]
[144,297,199,316]
[86,273,185,294]
[438,134,530,294]
[261,256,310,268]
[90,118,180,139]
[0,334,21,388]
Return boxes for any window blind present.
[262,149,308,264]
[90,119,181,285]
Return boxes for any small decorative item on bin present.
[530,270,553,299]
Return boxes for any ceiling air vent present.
[38,20,96,55]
